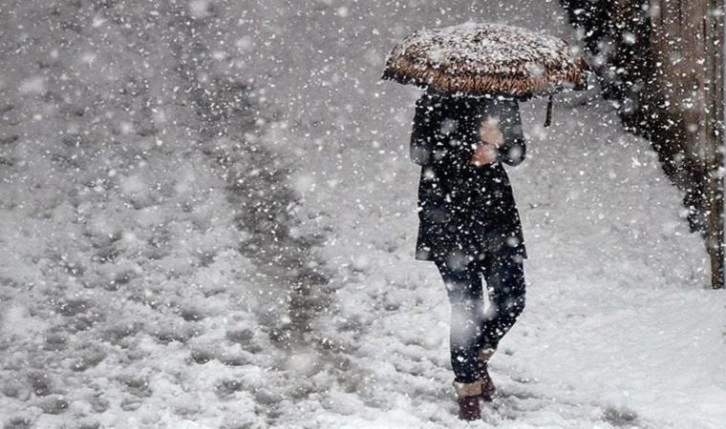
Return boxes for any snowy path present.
[245,0,726,427]
[2,0,726,428]
[286,93,726,428]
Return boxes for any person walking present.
[383,21,586,422]
[410,90,527,421]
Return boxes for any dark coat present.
[410,92,527,265]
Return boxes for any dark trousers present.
[435,253,526,383]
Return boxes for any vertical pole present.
[704,0,725,289]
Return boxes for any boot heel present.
[453,380,484,421]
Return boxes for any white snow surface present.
[1,0,726,428]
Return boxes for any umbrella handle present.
[544,95,553,127]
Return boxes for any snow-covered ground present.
[1,0,726,428]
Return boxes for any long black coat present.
[411,92,527,265]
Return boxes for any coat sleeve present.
[410,95,439,166]
[495,100,527,167]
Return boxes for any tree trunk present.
[703,0,724,289]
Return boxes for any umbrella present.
[382,23,589,124]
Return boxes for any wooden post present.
[703,0,725,289]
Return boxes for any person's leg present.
[434,259,485,384]
[480,252,526,352]
[435,258,486,420]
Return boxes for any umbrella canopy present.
[382,23,588,99]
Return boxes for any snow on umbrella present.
[382,23,588,123]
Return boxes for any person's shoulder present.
[491,96,519,107]
[487,97,520,117]
[417,91,438,106]
[417,91,453,113]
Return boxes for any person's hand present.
[470,142,498,166]
[479,116,503,147]
[471,116,503,166]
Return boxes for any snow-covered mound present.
[0,1,326,427]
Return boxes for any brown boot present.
[457,396,481,421]
[478,364,496,402]
[478,348,497,402]
[453,380,483,421]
